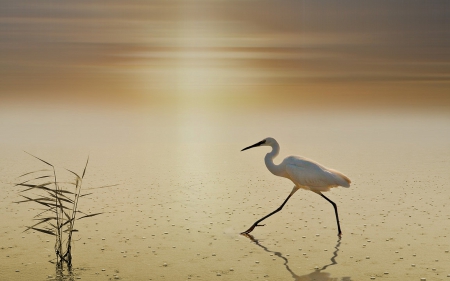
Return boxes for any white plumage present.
[285,156,351,191]
[241,137,350,236]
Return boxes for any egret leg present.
[319,193,342,236]
[241,186,299,235]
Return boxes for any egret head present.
[241,137,275,151]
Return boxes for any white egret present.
[241,137,351,236]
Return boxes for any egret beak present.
[241,140,266,151]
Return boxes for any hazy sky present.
[1,0,449,110]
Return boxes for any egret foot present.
[241,224,265,235]
[240,232,258,242]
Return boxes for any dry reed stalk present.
[15,153,101,268]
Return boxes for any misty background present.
[1,0,449,111]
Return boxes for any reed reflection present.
[242,234,350,281]
[50,266,75,281]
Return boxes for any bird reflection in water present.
[241,233,351,281]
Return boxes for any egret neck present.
[264,140,284,177]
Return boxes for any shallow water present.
[1,109,449,280]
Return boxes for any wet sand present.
[1,109,449,280]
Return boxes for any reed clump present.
[15,153,101,268]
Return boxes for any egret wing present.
[285,157,349,190]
